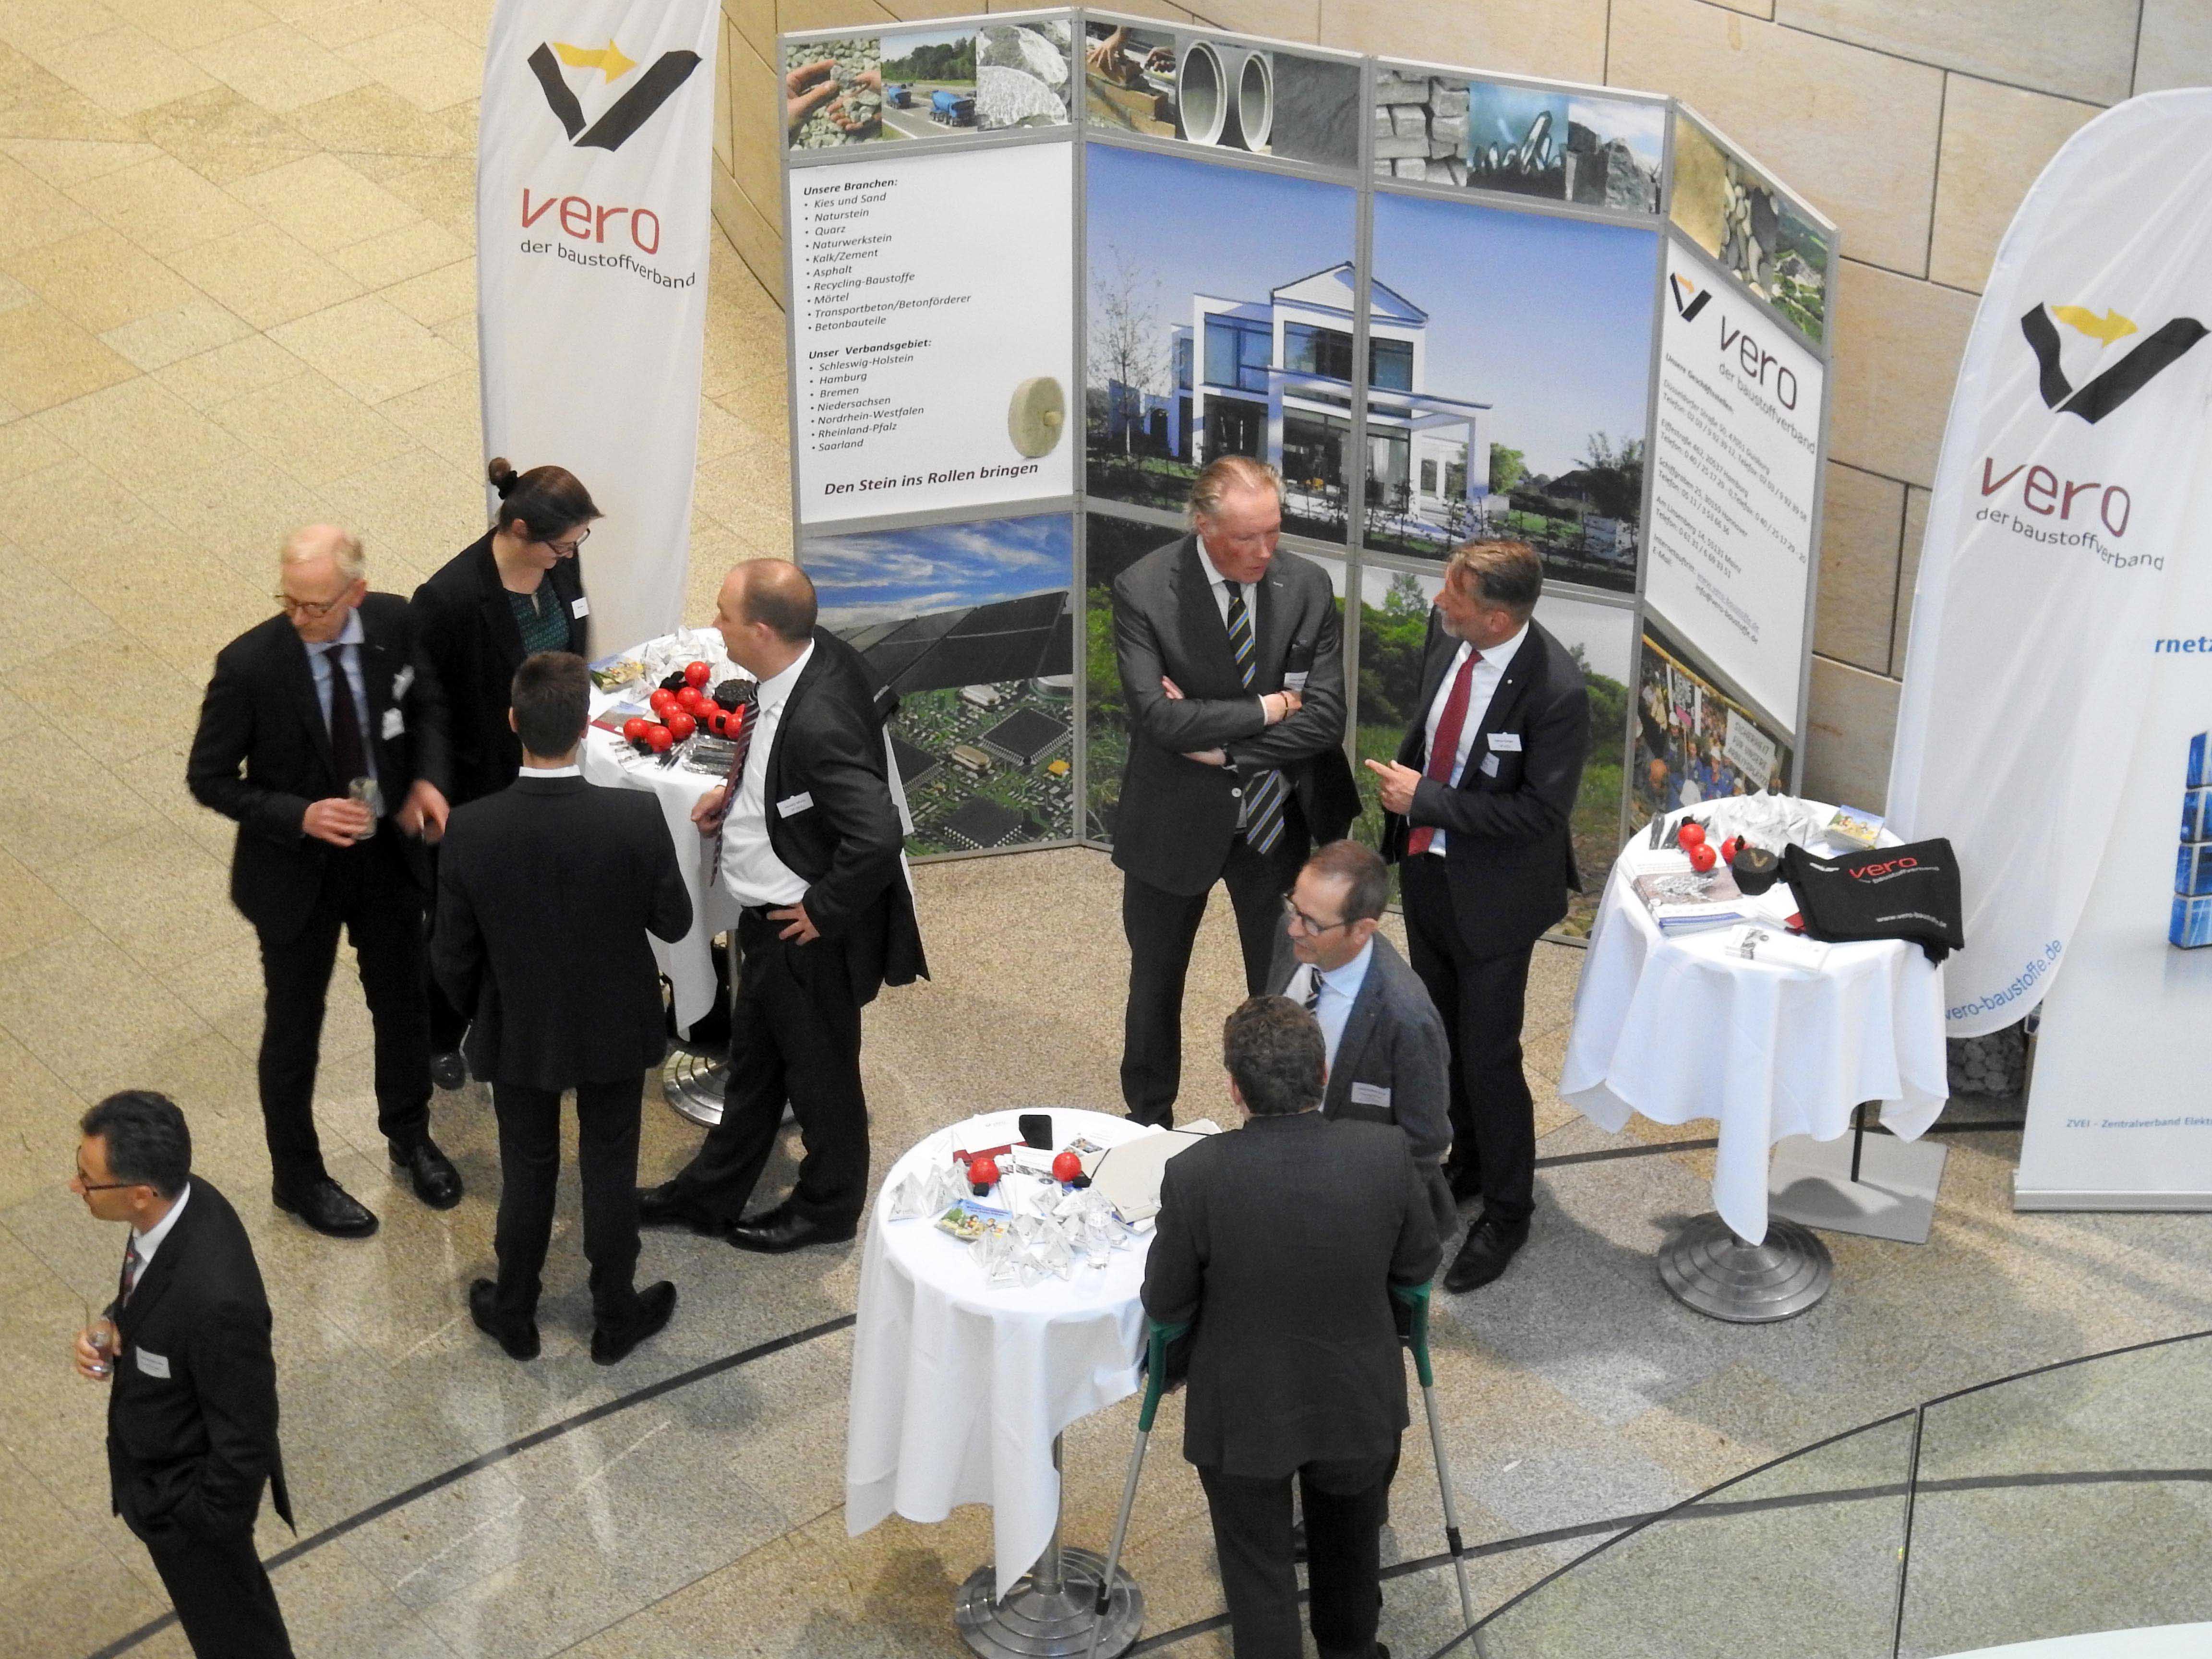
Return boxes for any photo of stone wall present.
[1373,67,1662,215]
[1670,110,1832,347]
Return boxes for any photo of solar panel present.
[804,514,1077,854]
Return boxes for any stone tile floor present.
[2,6,2211,1658]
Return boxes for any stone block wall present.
[712,0,2211,808]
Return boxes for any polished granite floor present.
[4,5,2212,1657]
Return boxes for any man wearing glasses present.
[1268,840,1458,1238]
[188,525,461,1238]
[69,1091,295,1658]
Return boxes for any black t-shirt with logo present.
[1781,838,1964,964]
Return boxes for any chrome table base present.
[1658,1212,1833,1322]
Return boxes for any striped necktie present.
[1223,583,1286,854]
[1302,965,1322,1014]
[703,692,759,882]
[119,1236,143,1304]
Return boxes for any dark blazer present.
[433,774,692,1089]
[1381,613,1592,954]
[1266,929,1458,1237]
[1110,535,1357,895]
[410,533,590,806]
[1143,1113,1439,1477]
[187,593,451,939]
[105,1179,291,1544]
[757,629,928,1004]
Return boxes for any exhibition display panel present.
[776,10,1840,934]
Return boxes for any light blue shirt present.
[1293,937,1375,1070]
[305,609,377,786]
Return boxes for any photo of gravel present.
[784,36,885,149]
[1374,67,1662,214]
[1670,111,1831,345]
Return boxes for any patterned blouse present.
[507,583,569,657]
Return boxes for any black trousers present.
[252,838,432,1193]
[1197,1448,1396,1659]
[140,1518,293,1658]
[669,907,867,1227]
[1120,830,1304,1127]
[1399,854,1537,1230]
[490,1076,645,1328]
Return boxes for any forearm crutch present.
[1395,1279,1476,1631]
[1086,1317,1189,1659]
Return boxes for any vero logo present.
[2020,302,2207,425]
[528,36,700,151]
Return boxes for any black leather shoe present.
[430,1051,468,1091]
[1443,1218,1529,1293]
[391,1138,464,1210]
[592,1280,676,1365]
[468,1278,539,1361]
[637,1181,719,1233]
[725,1209,856,1253]
[274,1178,378,1238]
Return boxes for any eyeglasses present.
[1281,894,1353,934]
[545,527,591,556]
[71,1160,137,1193]
[274,592,350,619]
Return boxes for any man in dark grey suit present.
[433,652,692,1365]
[1266,841,1457,1240]
[1144,996,1440,1659]
[1112,456,1358,1127]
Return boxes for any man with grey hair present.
[1110,456,1358,1126]
[189,525,462,1238]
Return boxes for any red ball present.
[648,688,678,718]
[644,723,673,753]
[621,717,648,741]
[679,687,711,716]
[1676,821,1706,849]
[1052,1150,1082,1183]
[1719,836,1741,863]
[684,661,712,688]
[969,1154,1000,1187]
[1688,842,1718,873]
[664,710,696,741]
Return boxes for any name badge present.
[1488,732,1522,751]
[776,792,814,817]
[135,1348,171,1379]
[380,707,405,740]
[1479,753,1501,778]
[571,596,590,618]
[391,665,414,699]
[1349,1082,1392,1108]
[1284,671,1310,691]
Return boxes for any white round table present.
[845,1107,1156,1658]
[1559,805,1948,1320]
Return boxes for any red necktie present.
[1407,647,1480,856]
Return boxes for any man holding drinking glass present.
[188,525,461,1238]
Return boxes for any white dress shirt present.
[305,609,377,787]
[1293,938,1375,1070]
[1419,620,1529,856]
[520,762,581,778]
[718,642,812,909]
[132,1180,192,1272]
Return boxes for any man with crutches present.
[1133,996,1441,1658]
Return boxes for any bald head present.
[277,523,367,643]
[712,558,818,677]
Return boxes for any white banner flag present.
[1886,91,2212,1041]
[477,0,718,657]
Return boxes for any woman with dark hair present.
[411,459,601,1085]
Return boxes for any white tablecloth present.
[845,1108,1154,1588]
[1558,808,1948,1243]
[579,630,745,1036]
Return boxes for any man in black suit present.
[433,652,691,1365]
[1144,997,1440,1659]
[1366,541,1591,1292]
[1112,456,1356,1126]
[187,526,463,1238]
[639,559,927,1252]
[70,1092,295,1659]
[1265,841,1458,1239]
